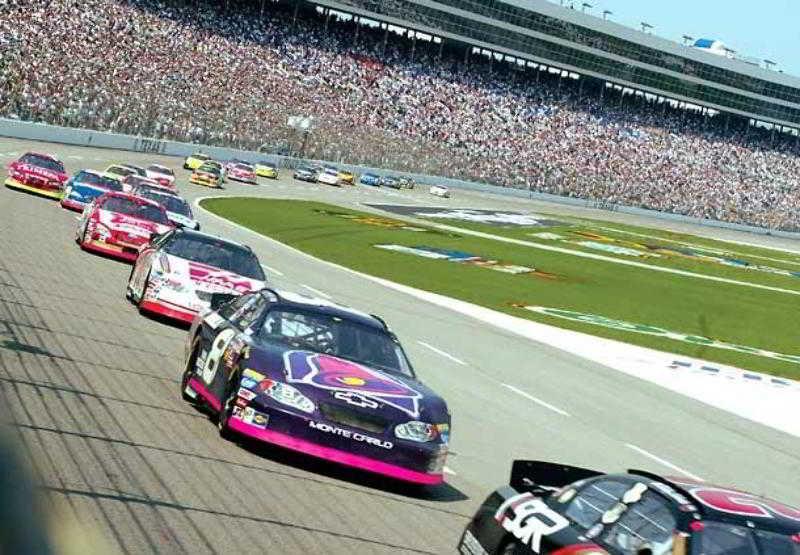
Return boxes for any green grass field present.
[202,198,800,380]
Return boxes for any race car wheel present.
[217,384,236,440]
[181,340,201,403]
[135,271,151,309]
[125,266,136,302]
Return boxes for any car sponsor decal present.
[308,421,393,449]
[99,210,160,236]
[367,205,565,227]
[375,244,557,278]
[284,351,422,418]
[333,391,380,409]
[187,260,254,294]
[494,493,569,553]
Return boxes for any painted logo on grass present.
[284,351,422,417]
[524,306,800,365]
[375,244,557,278]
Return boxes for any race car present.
[317,167,342,186]
[129,182,179,199]
[226,163,257,185]
[120,163,147,178]
[459,460,800,555]
[429,184,450,198]
[104,164,139,182]
[132,187,199,230]
[122,174,162,194]
[127,228,265,323]
[145,164,176,190]
[398,177,416,189]
[184,152,211,171]
[337,169,355,185]
[181,289,451,485]
[4,152,68,199]
[293,165,318,182]
[76,192,174,262]
[255,161,278,179]
[380,176,402,189]
[60,169,124,211]
[190,162,223,188]
[359,173,381,186]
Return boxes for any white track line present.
[300,284,331,299]
[625,444,705,482]
[260,263,284,277]
[501,383,571,417]
[416,341,467,366]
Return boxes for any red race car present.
[4,152,69,199]
[76,192,174,262]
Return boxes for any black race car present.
[459,460,800,555]
[181,288,451,485]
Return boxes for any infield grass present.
[202,198,800,380]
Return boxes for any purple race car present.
[181,288,451,485]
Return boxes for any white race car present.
[126,228,267,323]
[429,185,450,198]
[145,164,177,190]
[317,168,341,186]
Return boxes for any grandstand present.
[1,0,799,230]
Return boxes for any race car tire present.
[217,382,237,440]
[125,265,136,302]
[134,270,151,309]
[181,339,201,403]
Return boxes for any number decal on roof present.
[689,487,800,521]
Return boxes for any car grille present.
[319,403,389,434]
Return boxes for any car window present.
[564,479,630,529]
[603,491,676,554]
[21,153,64,172]
[231,295,267,331]
[693,523,757,555]
[218,293,253,320]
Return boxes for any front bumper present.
[140,299,196,323]
[187,377,445,485]
[228,175,257,184]
[60,197,88,211]
[5,177,63,199]
[256,170,278,178]
[190,175,221,188]
[81,238,139,262]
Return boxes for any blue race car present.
[181,289,451,485]
[359,172,382,186]
[60,169,124,211]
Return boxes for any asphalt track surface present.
[1,137,799,554]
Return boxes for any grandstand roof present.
[310,0,800,128]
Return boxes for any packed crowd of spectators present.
[2,0,799,229]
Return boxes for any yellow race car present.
[183,152,212,171]
[190,162,223,188]
[254,161,278,179]
[104,164,138,182]
[337,169,355,185]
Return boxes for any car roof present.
[76,169,105,177]
[169,227,251,250]
[262,288,386,330]
[98,191,162,206]
[148,164,171,170]
[25,151,59,161]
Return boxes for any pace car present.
[181,289,451,485]
[459,460,800,555]
[359,172,381,186]
[127,229,265,323]
[255,161,278,179]
[184,152,212,171]
[132,187,199,230]
[293,165,318,182]
[60,169,124,211]
[145,164,176,190]
[76,192,174,262]
[226,162,257,185]
[5,152,69,199]
[190,162,223,188]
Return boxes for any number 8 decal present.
[690,487,800,522]
[202,329,237,385]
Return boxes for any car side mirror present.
[210,293,237,310]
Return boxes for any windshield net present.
[259,309,413,377]
[163,235,264,280]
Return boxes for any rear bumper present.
[81,239,138,262]
[190,176,221,188]
[140,299,196,323]
[5,177,63,199]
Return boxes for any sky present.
[561,0,800,77]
